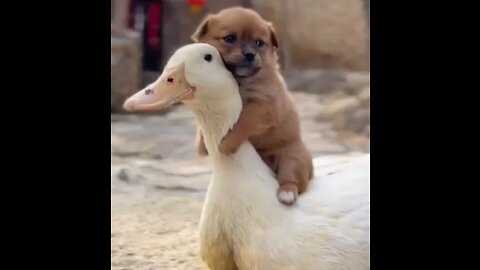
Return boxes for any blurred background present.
[111,0,370,269]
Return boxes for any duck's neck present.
[190,91,279,190]
[191,93,286,230]
[190,97,242,159]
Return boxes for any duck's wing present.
[298,154,370,250]
[302,154,370,201]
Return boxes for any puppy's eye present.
[223,35,237,44]
[256,39,265,48]
[204,53,212,62]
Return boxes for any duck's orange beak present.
[123,63,195,112]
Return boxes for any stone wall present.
[160,0,369,71]
[252,0,369,71]
[111,26,142,112]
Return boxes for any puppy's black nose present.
[243,52,256,62]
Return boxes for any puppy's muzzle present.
[226,54,261,78]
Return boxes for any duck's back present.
[299,154,370,265]
[300,155,370,217]
[236,154,370,270]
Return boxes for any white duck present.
[123,43,370,270]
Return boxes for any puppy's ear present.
[191,15,214,42]
[267,22,279,49]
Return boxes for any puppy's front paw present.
[277,182,299,205]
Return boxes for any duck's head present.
[123,43,238,112]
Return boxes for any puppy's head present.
[191,7,279,79]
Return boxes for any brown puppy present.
[191,7,313,205]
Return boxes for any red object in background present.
[187,0,206,5]
[127,0,164,71]
[187,0,206,14]
[147,2,161,50]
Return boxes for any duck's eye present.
[223,34,237,44]
[167,77,174,83]
[256,39,265,48]
[204,53,212,62]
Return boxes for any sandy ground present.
[111,91,368,269]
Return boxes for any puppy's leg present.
[293,141,314,194]
[219,101,275,155]
[195,127,209,157]
[276,142,313,205]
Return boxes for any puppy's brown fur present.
[192,7,313,205]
